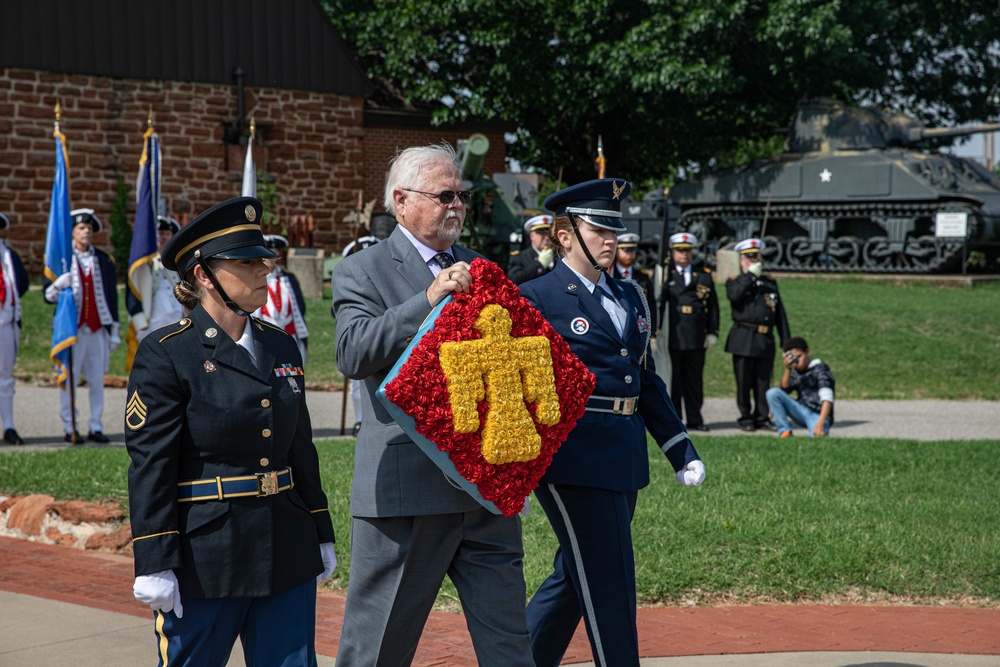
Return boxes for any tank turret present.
[787,98,1000,153]
[664,99,1000,274]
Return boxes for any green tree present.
[323,0,1000,183]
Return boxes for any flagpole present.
[54,102,78,444]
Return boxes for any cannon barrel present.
[908,122,1000,143]
[460,133,490,180]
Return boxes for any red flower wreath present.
[383,258,595,516]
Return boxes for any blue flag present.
[127,126,160,330]
[45,128,77,389]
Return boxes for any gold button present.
[260,457,269,467]
[262,428,272,438]
[261,399,271,408]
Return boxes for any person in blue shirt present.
[518,178,706,667]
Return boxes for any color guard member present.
[43,208,119,443]
[128,215,183,343]
[256,234,309,363]
[661,232,719,431]
[507,214,555,284]
[724,238,791,431]
[0,212,30,445]
[519,179,705,667]
[126,197,335,666]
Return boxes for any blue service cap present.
[543,178,631,232]
[162,197,276,274]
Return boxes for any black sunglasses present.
[402,188,472,205]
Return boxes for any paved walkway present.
[1,384,999,665]
[1,537,998,666]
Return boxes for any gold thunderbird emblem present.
[244,205,256,222]
[611,180,626,200]
[126,390,148,430]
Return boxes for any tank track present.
[677,201,980,274]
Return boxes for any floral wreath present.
[383,258,595,516]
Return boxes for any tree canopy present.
[323,0,1000,186]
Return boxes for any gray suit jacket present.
[331,226,486,517]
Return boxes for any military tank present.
[659,99,1000,273]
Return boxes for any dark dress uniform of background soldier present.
[724,238,791,431]
[507,214,555,284]
[519,179,705,667]
[661,232,719,431]
[612,231,657,332]
[126,197,335,667]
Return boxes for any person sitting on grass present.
[765,336,834,438]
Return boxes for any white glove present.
[675,459,706,487]
[537,248,555,269]
[317,542,337,582]
[53,272,72,290]
[748,262,763,277]
[109,322,121,355]
[704,333,718,350]
[133,570,183,618]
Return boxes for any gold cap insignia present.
[245,205,257,222]
[126,391,147,430]
[611,180,625,200]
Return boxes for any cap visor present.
[575,214,626,232]
[211,245,278,261]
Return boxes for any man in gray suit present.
[331,143,534,666]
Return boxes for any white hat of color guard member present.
[733,238,765,254]
[669,232,698,248]
[523,214,552,235]
[616,232,640,247]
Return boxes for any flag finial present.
[147,105,154,128]
[249,116,256,140]
[54,101,62,124]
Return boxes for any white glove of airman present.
[704,333,718,350]
[133,569,183,617]
[675,459,706,487]
[537,247,555,269]
[317,542,337,582]
[748,262,763,277]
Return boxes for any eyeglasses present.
[402,188,472,205]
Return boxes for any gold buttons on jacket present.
[624,375,633,384]
[261,398,270,408]
[262,428,272,438]
[260,458,269,467]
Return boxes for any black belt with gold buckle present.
[177,467,294,502]
[586,395,639,416]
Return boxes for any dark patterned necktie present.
[433,252,455,269]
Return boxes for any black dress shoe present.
[351,422,362,437]
[88,431,110,443]
[3,428,24,445]
[64,431,85,444]
[739,422,756,432]
[690,424,711,432]
[756,420,777,432]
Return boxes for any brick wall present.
[0,67,510,273]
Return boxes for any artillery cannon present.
[660,98,1000,273]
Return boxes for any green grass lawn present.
[17,277,1000,398]
[3,436,998,605]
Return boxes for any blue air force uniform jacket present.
[125,304,334,599]
[518,261,699,492]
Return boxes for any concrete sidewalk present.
[4,383,999,449]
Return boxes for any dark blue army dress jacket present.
[125,303,334,599]
[519,260,699,493]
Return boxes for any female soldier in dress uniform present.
[126,196,336,667]
[518,179,706,667]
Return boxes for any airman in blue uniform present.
[518,178,706,667]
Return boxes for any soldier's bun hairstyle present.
[549,215,573,258]
[173,279,201,311]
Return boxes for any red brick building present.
[0,0,508,274]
